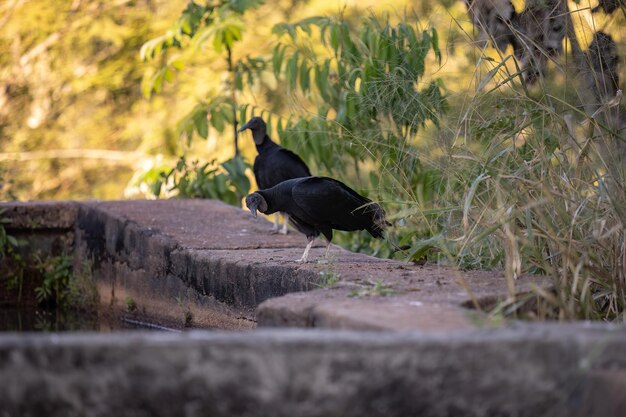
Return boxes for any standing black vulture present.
[238,117,311,234]
[245,176,389,262]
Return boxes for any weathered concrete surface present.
[83,199,318,250]
[2,199,546,330]
[258,289,481,330]
[1,326,625,417]
[0,200,78,229]
[73,200,325,329]
[255,256,547,330]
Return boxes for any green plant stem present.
[227,45,239,158]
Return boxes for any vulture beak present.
[248,206,258,219]
[245,193,265,219]
[238,121,251,133]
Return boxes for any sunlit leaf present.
[330,24,339,52]
[164,67,175,82]
[272,44,287,79]
[299,61,311,93]
[287,51,299,90]
[234,71,243,90]
[193,109,209,138]
[170,58,185,71]
[210,108,225,132]
[431,28,441,64]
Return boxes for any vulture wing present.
[292,177,385,236]
[272,148,311,178]
[254,148,311,190]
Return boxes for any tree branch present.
[0,149,148,164]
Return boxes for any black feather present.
[254,176,388,243]
[240,117,311,190]
[253,142,311,189]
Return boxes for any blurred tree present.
[0,0,191,200]
[140,0,266,158]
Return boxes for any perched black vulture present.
[238,117,311,234]
[245,176,388,262]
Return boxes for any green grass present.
[316,270,342,288]
[349,280,396,298]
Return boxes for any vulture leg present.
[270,214,280,233]
[296,237,315,263]
[279,213,289,235]
[324,241,332,258]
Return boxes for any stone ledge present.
[0,325,625,417]
[2,199,545,330]
[0,200,78,229]
[84,199,317,250]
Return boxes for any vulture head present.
[245,192,268,218]
[238,117,267,145]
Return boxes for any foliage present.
[430,88,626,320]
[271,15,446,171]
[2,208,98,311]
[409,2,626,321]
[32,255,99,313]
[0,0,193,200]
[148,155,251,206]
[316,270,341,288]
[262,14,448,257]
[349,279,396,298]
[0,209,19,256]
[125,296,138,313]
[141,0,266,156]
[0,208,25,300]
[0,169,17,201]
[34,255,73,308]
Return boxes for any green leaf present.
[193,110,209,139]
[191,26,215,50]
[150,68,166,94]
[228,0,264,14]
[314,64,329,102]
[234,71,243,90]
[239,104,249,126]
[463,172,489,232]
[409,235,443,262]
[277,118,284,138]
[221,105,234,124]
[431,28,441,64]
[299,61,311,92]
[170,58,185,70]
[164,67,175,82]
[287,51,299,90]
[330,24,340,52]
[212,30,224,53]
[6,235,18,247]
[210,108,225,132]
[272,44,287,79]
[271,23,290,36]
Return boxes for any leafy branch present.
[141,0,265,157]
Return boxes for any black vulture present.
[245,176,389,262]
[238,117,311,234]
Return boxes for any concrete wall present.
[1,326,625,417]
